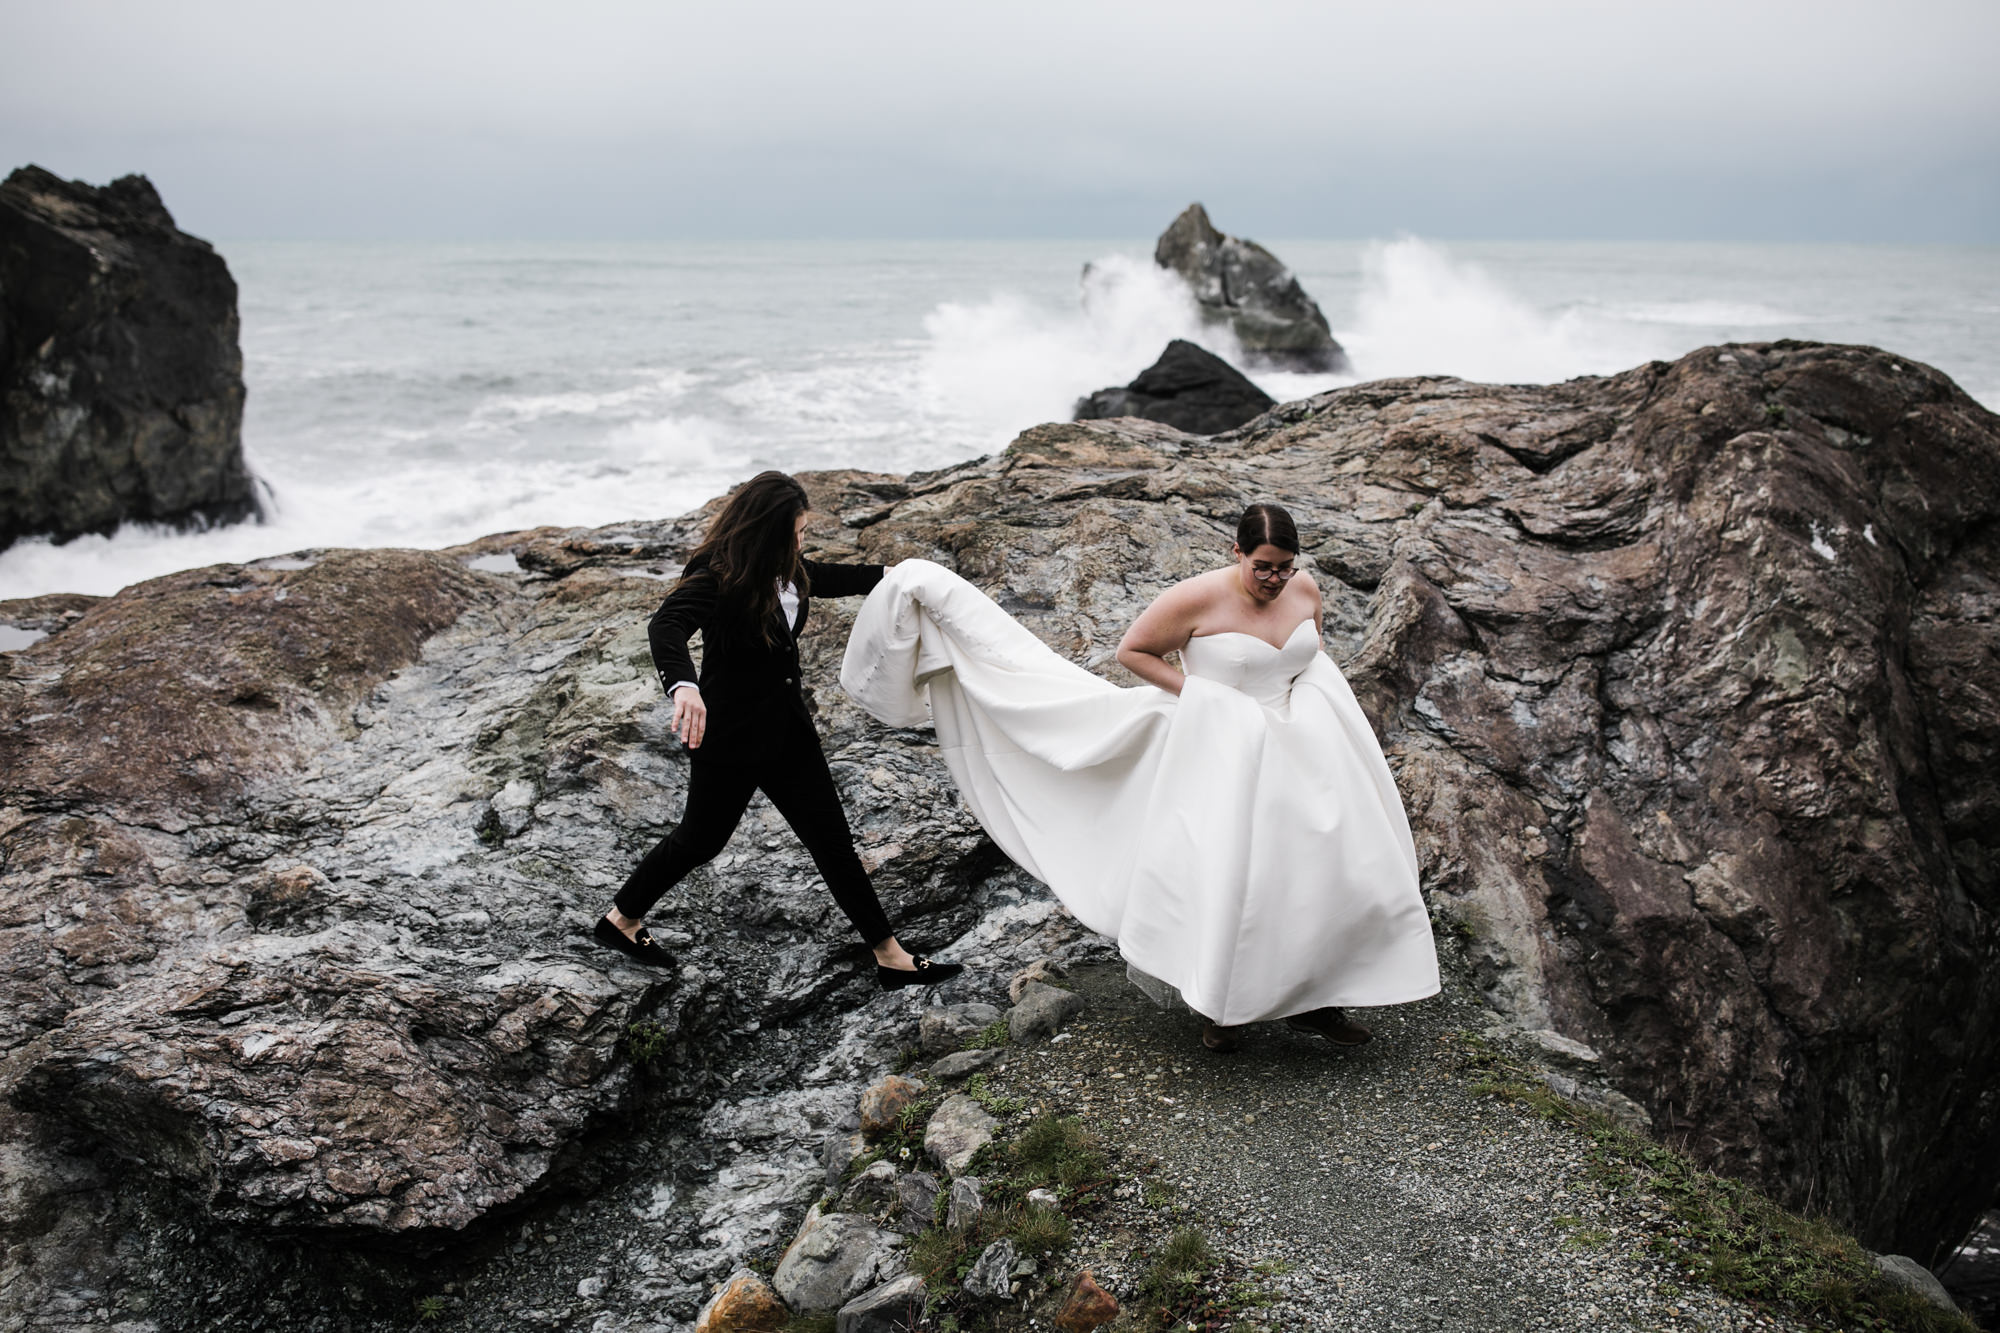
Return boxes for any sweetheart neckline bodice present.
[1185,620,1317,654]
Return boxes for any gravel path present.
[978,952,1821,1333]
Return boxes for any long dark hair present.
[1235,502,1299,555]
[684,471,812,645]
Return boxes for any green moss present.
[1458,1037,1980,1333]
[620,1020,672,1065]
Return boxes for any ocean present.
[3,237,1997,601]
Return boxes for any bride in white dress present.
[840,503,1439,1050]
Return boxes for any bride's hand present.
[672,687,707,748]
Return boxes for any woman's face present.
[793,510,809,553]
[1235,541,1297,603]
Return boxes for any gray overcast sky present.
[4,0,1996,242]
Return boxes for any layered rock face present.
[0,165,259,550]
[1072,337,1275,435]
[1,341,1996,1292]
[1154,202,1349,374]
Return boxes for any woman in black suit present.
[595,470,962,990]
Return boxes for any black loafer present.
[876,955,964,990]
[593,916,675,968]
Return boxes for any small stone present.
[962,1239,1018,1301]
[947,1176,985,1231]
[928,1048,1006,1081]
[1872,1253,1961,1315]
[576,1274,607,1300]
[1025,1187,1059,1209]
[918,1003,1003,1056]
[1007,982,1085,1043]
[836,1272,928,1333]
[924,1095,998,1178]
[1008,959,1069,1004]
[1054,1270,1120,1331]
[858,1074,925,1139]
[841,1159,899,1211]
[693,1268,787,1333]
[892,1171,940,1235]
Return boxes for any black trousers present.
[614,721,895,946]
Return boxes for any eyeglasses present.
[1249,564,1297,583]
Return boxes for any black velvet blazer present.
[647,554,885,764]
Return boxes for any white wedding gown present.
[840,560,1439,1025]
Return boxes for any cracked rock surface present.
[0,340,1995,1327]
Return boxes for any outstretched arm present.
[1116,579,1206,696]
[803,559,886,599]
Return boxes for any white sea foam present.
[0,238,1990,601]
[1337,238,1662,385]
[918,253,1237,448]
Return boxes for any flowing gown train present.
[840,559,1439,1026]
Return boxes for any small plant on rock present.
[962,1018,1011,1050]
[413,1294,447,1322]
[620,1020,672,1065]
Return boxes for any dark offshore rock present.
[1073,338,1275,435]
[1153,202,1349,374]
[0,165,259,550]
[1,342,1997,1319]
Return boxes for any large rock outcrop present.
[1153,202,1349,374]
[1,342,1996,1314]
[1073,337,1275,435]
[0,165,259,551]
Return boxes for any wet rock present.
[962,1237,1018,1300]
[929,1048,1007,1081]
[1008,981,1086,1042]
[0,166,259,549]
[918,1002,1003,1056]
[772,1205,908,1315]
[693,1268,788,1333]
[3,339,1996,1301]
[1074,339,1276,436]
[924,1096,998,1178]
[857,1075,925,1139]
[891,1171,940,1235]
[1151,202,1348,373]
[836,1272,927,1333]
[946,1176,985,1231]
[1055,1270,1120,1331]
[841,1159,899,1211]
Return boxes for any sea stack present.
[1073,338,1276,434]
[1154,202,1349,374]
[0,165,259,551]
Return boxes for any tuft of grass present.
[1008,1115,1111,1200]
[1458,1037,1980,1333]
[620,1020,672,1065]
[1763,401,1788,425]
[1143,1179,1178,1210]
[890,1044,923,1074]
[962,1018,1011,1050]
[1010,1201,1072,1257]
[413,1294,447,1322]
[1139,1227,1221,1323]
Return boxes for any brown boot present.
[1285,1006,1371,1046]
[1200,1020,1242,1053]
